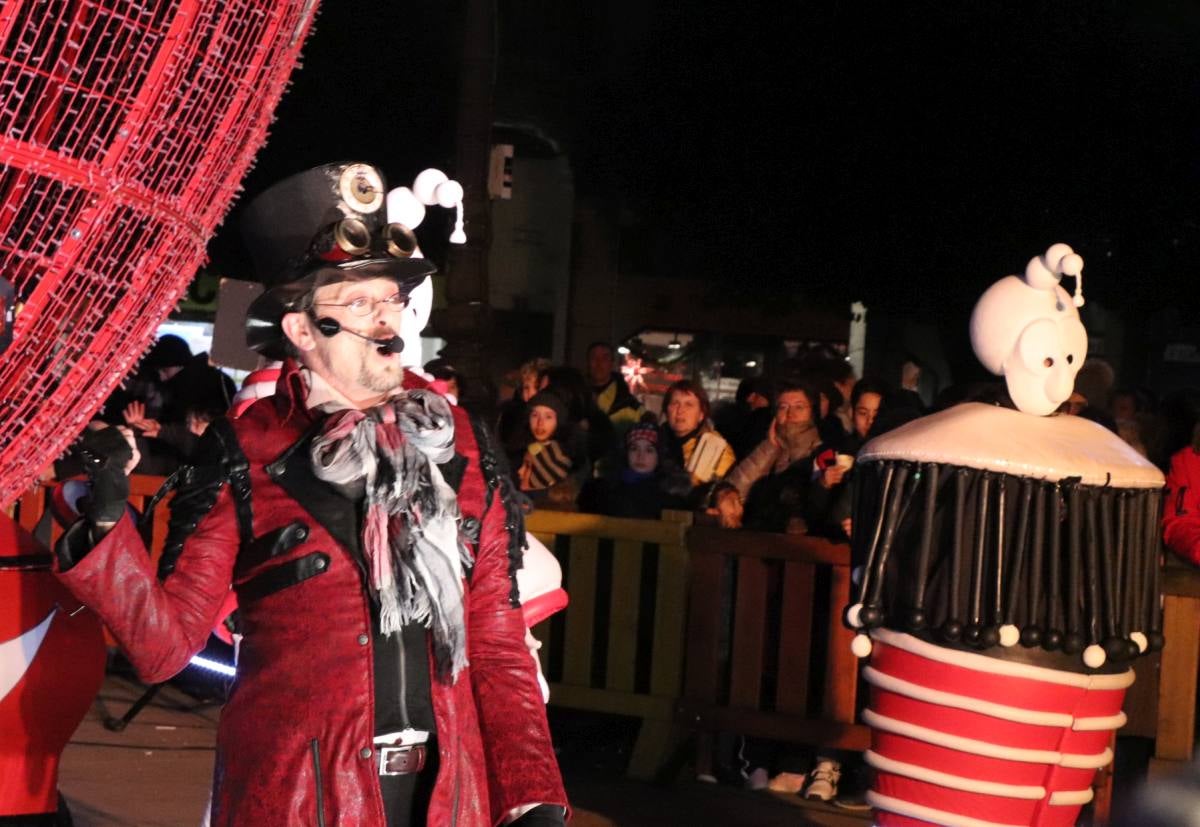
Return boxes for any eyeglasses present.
[312,292,406,317]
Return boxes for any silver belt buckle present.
[378,744,412,776]
[375,728,429,776]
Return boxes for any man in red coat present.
[55,163,568,826]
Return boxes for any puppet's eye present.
[1017,318,1060,375]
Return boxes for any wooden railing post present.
[526,509,694,780]
[823,560,857,724]
[728,555,768,711]
[775,561,815,715]
[676,526,870,772]
[1152,565,1200,774]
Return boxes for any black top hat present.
[240,162,436,360]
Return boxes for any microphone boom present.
[314,317,404,354]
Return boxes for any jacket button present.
[313,557,327,570]
[357,634,369,646]
[360,747,372,759]
[295,526,308,541]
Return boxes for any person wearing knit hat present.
[526,390,567,428]
[143,334,193,374]
[625,422,659,474]
[578,417,678,519]
[519,391,580,510]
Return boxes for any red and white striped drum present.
[863,629,1129,827]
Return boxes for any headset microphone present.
[314,316,405,354]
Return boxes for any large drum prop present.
[0,0,320,508]
[842,246,1166,826]
[846,402,1164,827]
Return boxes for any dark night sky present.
[211,1,1200,327]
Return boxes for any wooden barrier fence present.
[1150,559,1200,777]
[678,525,869,777]
[525,509,693,780]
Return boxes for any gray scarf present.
[309,389,472,680]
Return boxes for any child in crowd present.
[496,357,551,471]
[579,421,675,518]
[518,391,582,510]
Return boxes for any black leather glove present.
[510,805,566,827]
[76,427,132,526]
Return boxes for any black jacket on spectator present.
[741,451,822,533]
[592,371,641,419]
[578,471,678,519]
[160,352,235,425]
[542,366,615,474]
[713,402,774,461]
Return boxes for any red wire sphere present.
[0,0,320,507]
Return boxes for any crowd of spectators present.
[484,344,1200,545]
[90,334,1200,581]
[490,343,925,554]
[80,334,236,477]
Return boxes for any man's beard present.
[776,420,816,454]
[315,338,404,395]
[357,354,404,393]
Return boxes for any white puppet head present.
[385,181,444,368]
[400,275,433,368]
[969,244,1088,416]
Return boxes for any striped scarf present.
[525,440,572,490]
[310,389,472,681]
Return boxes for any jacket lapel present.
[265,424,363,559]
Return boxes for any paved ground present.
[58,675,869,827]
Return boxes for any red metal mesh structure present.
[0,0,320,508]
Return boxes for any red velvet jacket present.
[1164,445,1200,567]
[56,363,567,825]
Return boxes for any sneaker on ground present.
[745,767,770,791]
[696,773,718,784]
[803,759,841,802]
[767,771,807,794]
